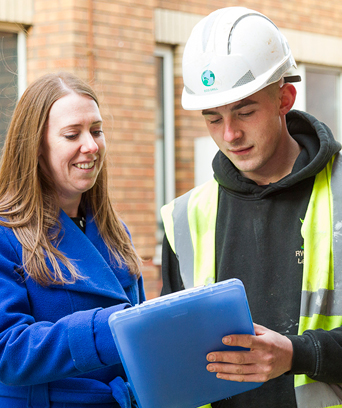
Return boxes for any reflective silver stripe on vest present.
[332,151,342,314]
[300,152,342,318]
[172,189,195,289]
[296,381,342,407]
[300,288,342,317]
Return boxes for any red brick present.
[24,0,342,297]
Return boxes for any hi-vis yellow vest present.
[161,152,342,408]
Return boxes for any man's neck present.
[240,135,302,186]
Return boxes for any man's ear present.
[279,83,297,115]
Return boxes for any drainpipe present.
[88,0,95,82]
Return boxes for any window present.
[0,27,27,149]
[154,46,175,263]
[292,65,342,142]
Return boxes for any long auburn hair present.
[0,72,141,285]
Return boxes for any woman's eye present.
[92,130,104,137]
[65,134,78,140]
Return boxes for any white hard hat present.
[182,7,299,110]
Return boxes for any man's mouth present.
[74,160,96,169]
[229,146,253,155]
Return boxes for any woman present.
[0,72,145,407]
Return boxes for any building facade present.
[1,0,342,298]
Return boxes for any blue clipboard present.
[108,278,262,408]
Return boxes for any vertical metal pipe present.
[88,0,95,82]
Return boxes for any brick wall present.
[159,0,342,197]
[23,0,342,299]
[156,0,342,36]
[27,0,160,299]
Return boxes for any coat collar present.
[53,210,135,304]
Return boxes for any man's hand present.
[206,323,293,383]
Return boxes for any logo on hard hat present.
[201,70,215,87]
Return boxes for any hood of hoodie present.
[212,110,341,197]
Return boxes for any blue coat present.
[0,210,145,407]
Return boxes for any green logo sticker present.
[201,70,215,87]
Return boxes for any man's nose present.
[223,120,243,143]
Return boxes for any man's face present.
[202,84,291,184]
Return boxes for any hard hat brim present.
[181,72,301,111]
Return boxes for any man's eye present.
[240,111,254,117]
[209,118,221,124]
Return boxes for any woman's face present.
[38,92,106,216]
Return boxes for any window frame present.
[154,45,175,264]
[0,23,27,97]
[292,63,342,142]
[154,45,175,203]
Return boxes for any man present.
[161,7,342,408]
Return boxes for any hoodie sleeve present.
[287,327,342,383]
[161,234,184,295]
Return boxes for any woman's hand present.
[206,323,293,383]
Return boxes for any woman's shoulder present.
[0,223,22,266]
[0,221,21,248]
[0,220,15,236]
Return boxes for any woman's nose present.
[80,133,99,154]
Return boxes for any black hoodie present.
[161,110,342,407]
